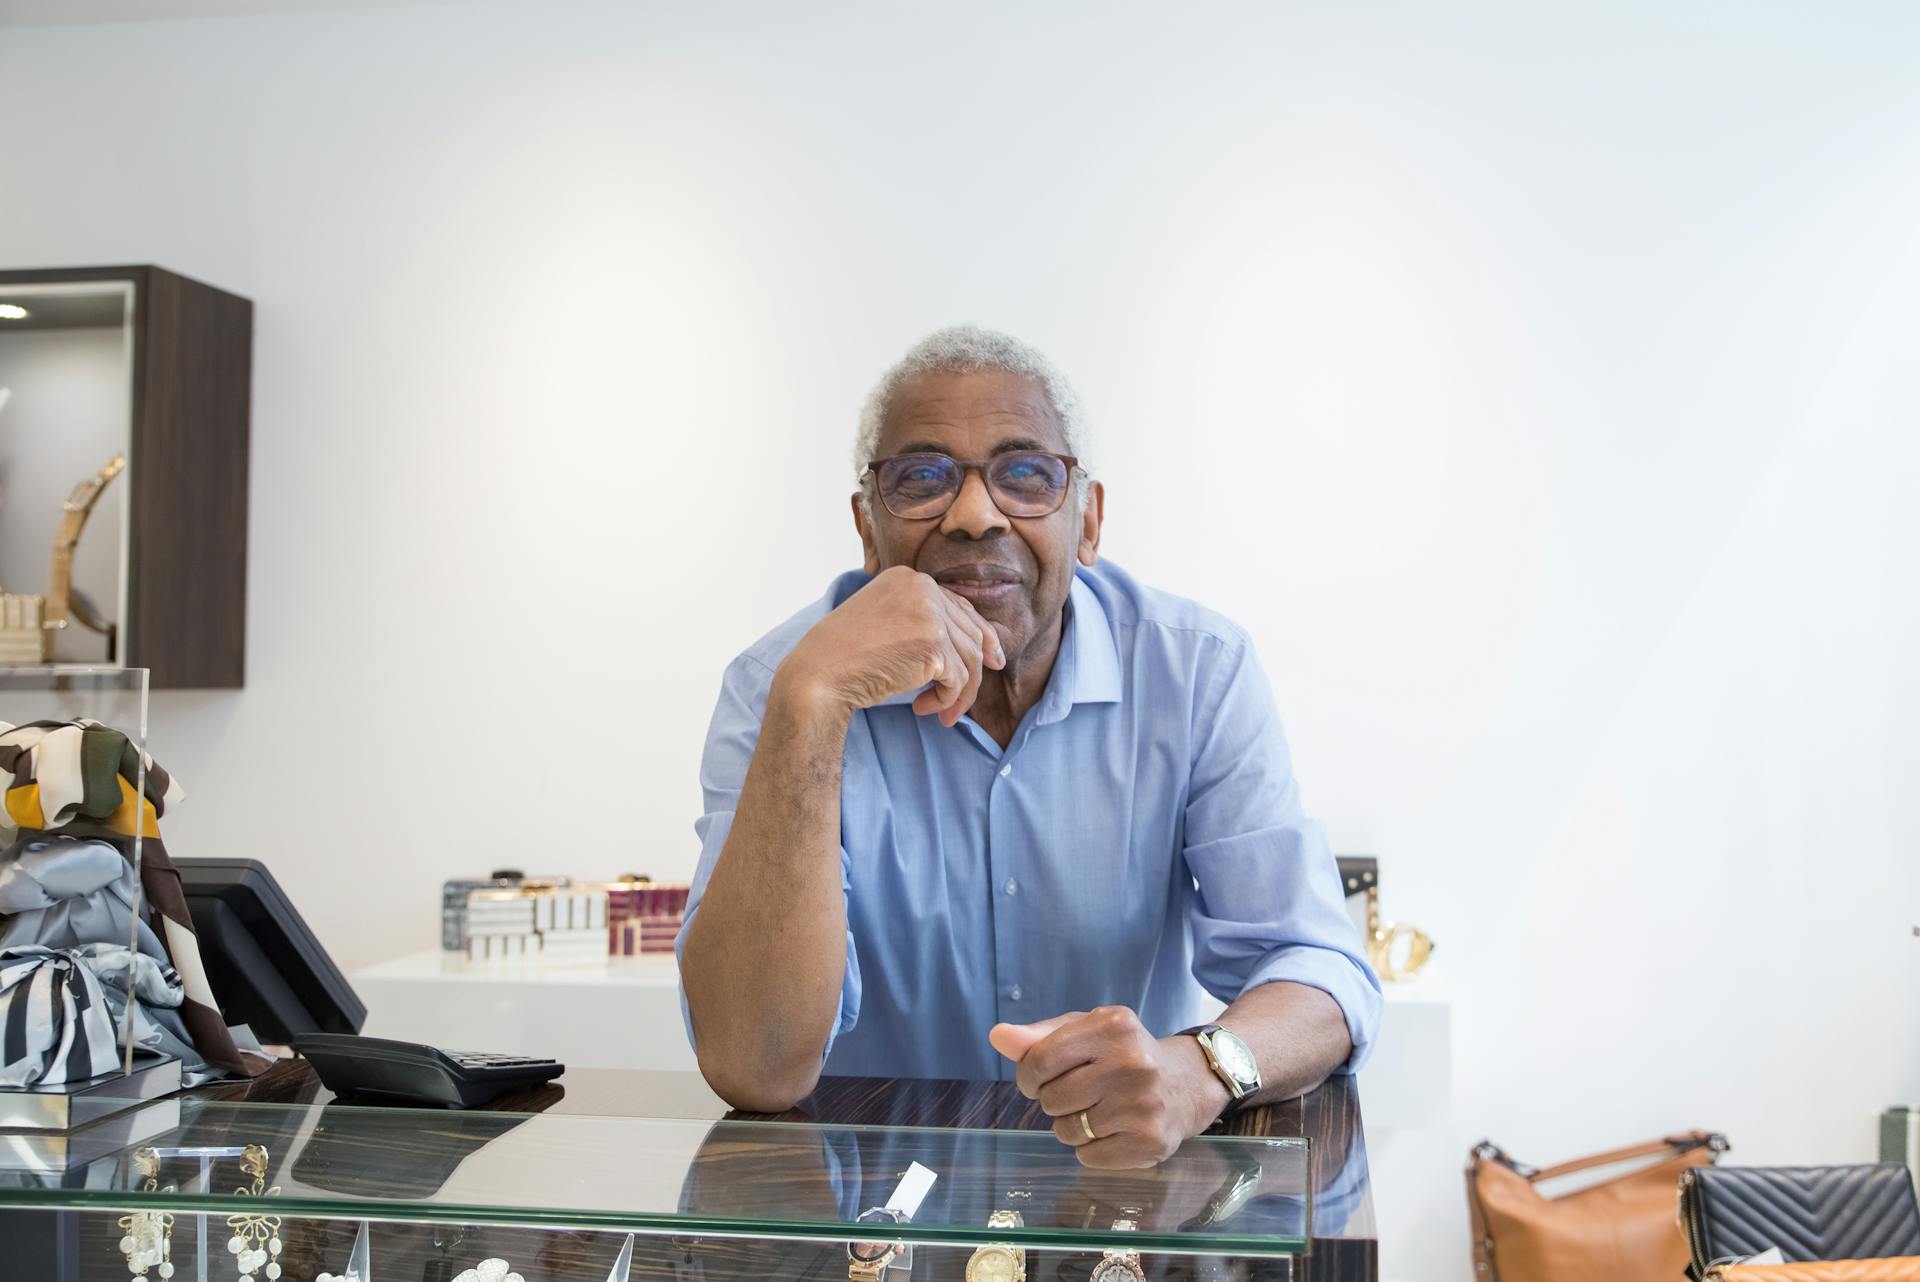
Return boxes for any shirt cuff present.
[1239,944,1383,1073]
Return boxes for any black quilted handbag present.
[1680,1164,1920,1276]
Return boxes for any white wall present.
[3,3,1917,1276]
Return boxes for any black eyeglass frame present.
[861,451,1083,520]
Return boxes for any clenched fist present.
[778,566,1007,726]
[990,1007,1232,1169]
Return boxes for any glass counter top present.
[0,1098,1310,1257]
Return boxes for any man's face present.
[855,369,1104,661]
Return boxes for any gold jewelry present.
[1364,886,1433,981]
[116,1148,175,1279]
[33,452,127,661]
[1090,1217,1145,1282]
[226,1145,284,1282]
[964,1210,1026,1282]
[848,1255,891,1282]
[847,1207,910,1281]
[1078,1111,1096,1141]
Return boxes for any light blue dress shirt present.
[679,560,1381,1082]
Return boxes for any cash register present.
[178,858,564,1107]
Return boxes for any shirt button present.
[999,764,1012,778]
[1008,984,1023,1001]
[1004,878,1018,896]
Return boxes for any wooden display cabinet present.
[0,266,251,689]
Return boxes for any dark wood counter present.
[192,1059,1375,1282]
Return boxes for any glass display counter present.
[1,1097,1312,1280]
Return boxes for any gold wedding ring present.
[1079,1111,1096,1141]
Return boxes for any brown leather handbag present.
[1467,1132,1730,1281]
[1704,1261,1920,1281]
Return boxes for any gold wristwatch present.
[963,1210,1025,1282]
[847,1207,911,1281]
[1190,1023,1262,1100]
[1089,1218,1145,1282]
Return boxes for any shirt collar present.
[870,568,1122,715]
[1055,570,1123,708]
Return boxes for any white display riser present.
[352,949,697,1071]
[1358,978,1452,1130]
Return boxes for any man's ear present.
[852,492,882,574]
[1077,479,1105,567]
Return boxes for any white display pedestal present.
[351,949,697,1072]
[1358,974,1459,1282]
[1358,976,1452,1129]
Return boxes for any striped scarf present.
[0,945,120,1087]
[0,719,265,1078]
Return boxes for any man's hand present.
[779,566,1006,727]
[989,1007,1232,1169]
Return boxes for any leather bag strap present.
[1531,1133,1713,1183]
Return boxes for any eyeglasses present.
[864,451,1080,520]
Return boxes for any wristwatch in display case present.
[847,1206,912,1281]
[963,1210,1026,1282]
[2,1100,1317,1279]
[1089,1218,1146,1282]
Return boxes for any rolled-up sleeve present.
[676,654,862,1061]
[1182,637,1382,1071]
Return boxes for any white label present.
[884,1162,938,1218]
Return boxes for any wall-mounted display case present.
[0,267,250,689]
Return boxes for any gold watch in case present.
[963,1210,1026,1282]
[847,1207,910,1281]
[1089,1218,1145,1282]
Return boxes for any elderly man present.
[679,327,1380,1168]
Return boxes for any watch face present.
[1212,1029,1259,1083]
[849,1241,893,1265]
[1090,1260,1144,1282]
[966,1247,1019,1282]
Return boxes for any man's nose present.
[939,467,1010,540]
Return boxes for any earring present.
[117,1148,175,1278]
[226,1145,284,1282]
[453,1257,526,1282]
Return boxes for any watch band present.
[964,1211,1027,1282]
[1090,1218,1146,1282]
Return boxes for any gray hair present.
[854,325,1091,514]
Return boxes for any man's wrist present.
[769,661,856,726]
[1163,1033,1235,1136]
